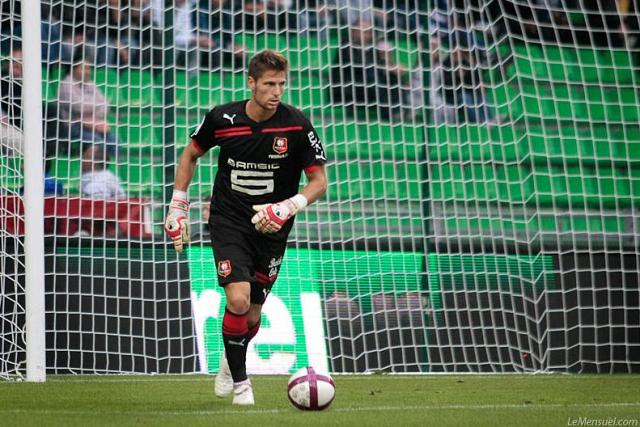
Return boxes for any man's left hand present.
[251,196,307,234]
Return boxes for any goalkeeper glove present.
[164,191,190,253]
[251,194,308,234]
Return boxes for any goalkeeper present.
[164,50,328,406]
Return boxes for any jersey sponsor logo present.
[223,113,236,125]
[190,117,206,138]
[307,131,327,161]
[227,158,278,195]
[218,260,232,278]
[267,256,282,279]
[227,158,279,170]
[272,137,288,155]
[268,256,283,268]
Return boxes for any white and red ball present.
[287,367,335,410]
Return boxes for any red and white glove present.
[251,194,308,234]
[164,191,190,252]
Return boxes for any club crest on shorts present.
[218,260,232,278]
[273,137,288,154]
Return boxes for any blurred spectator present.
[431,35,494,124]
[297,0,332,39]
[622,0,640,51]
[0,46,71,157]
[264,0,298,32]
[330,20,412,120]
[41,3,66,64]
[374,0,426,34]
[232,0,297,35]
[128,0,163,66]
[53,1,119,66]
[81,145,126,199]
[0,47,23,129]
[105,0,135,65]
[486,0,623,48]
[170,0,217,68]
[581,0,624,48]
[0,47,24,156]
[194,0,244,68]
[334,0,377,27]
[58,58,119,156]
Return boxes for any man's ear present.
[248,76,256,91]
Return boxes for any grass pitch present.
[1,374,639,426]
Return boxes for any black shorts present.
[209,217,287,305]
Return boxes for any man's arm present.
[165,141,205,252]
[299,166,328,205]
[174,141,204,192]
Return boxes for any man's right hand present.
[164,195,190,253]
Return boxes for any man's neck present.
[246,99,276,123]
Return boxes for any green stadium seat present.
[42,66,63,102]
[597,51,635,84]
[187,73,224,110]
[115,120,153,146]
[0,156,24,192]
[220,72,250,103]
[285,86,327,110]
[430,164,506,203]
[51,156,82,194]
[93,68,159,112]
[327,159,421,201]
[575,48,599,82]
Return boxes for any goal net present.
[1,0,638,378]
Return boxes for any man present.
[164,50,328,405]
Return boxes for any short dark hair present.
[248,50,288,80]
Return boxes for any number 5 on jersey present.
[230,170,274,196]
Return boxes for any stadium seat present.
[51,156,82,194]
[42,66,63,102]
[0,156,24,192]
[93,68,159,112]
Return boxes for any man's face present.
[351,21,373,46]
[73,62,92,82]
[248,69,286,111]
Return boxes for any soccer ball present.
[287,366,335,410]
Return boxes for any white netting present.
[1,0,639,378]
[0,12,26,379]
[427,0,639,372]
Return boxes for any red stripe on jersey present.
[261,126,304,133]
[255,271,275,284]
[304,165,322,174]
[216,126,251,134]
[191,139,206,154]
[214,131,253,138]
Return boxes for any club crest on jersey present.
[273,137,288,154]
[218,260,232,278]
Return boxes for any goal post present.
[22,0,46,382]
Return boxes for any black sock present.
[222,308,249,383]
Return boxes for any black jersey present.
[190,100,327,238]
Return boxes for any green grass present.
[0,375,639,426]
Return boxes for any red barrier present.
[0,196,153,238]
